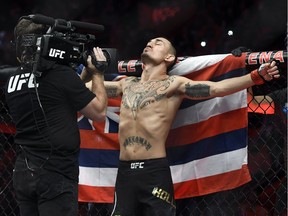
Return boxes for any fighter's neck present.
[141,64,168,82]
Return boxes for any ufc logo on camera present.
[130,162,144,169]
[49,48,65,59]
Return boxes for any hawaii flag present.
[77,53,251,203]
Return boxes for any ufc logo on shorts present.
[130,162,144,169]
[49,48,65,59]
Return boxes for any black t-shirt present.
[5,64,95,180]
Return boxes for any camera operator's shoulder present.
[52,63,76,74]
[42,63,78,83]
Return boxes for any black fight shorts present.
[111,157,176,216]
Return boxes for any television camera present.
[16,14,118,75]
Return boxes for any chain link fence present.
[0,66,287,216]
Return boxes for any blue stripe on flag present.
[211,68,247,82]
[79,149,120,168]
[78,117,93,130]
[107,118,119,133]
[79,128,247,168]
[167,128,247,165]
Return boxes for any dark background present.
[0,0,286,66]
[0,1,287,215]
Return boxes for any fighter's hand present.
[258,60,280,82]
[231,46,252,57]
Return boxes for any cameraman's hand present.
[89,47,108,74]
[80,47,107,82]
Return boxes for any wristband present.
[250,69,265,85]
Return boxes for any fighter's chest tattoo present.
[122,76,175,119]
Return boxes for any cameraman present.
[5,17,107,216]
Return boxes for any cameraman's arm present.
[80,47,108,121]
[80,66,92,83]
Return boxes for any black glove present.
[82,50,110,73]
[91,57,109,73]
[231,47,252,57]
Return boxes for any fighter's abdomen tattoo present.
[122,77,175,119]
[185,83,210,98]
[123,136,152,150]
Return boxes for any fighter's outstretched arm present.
[177,61,280,100]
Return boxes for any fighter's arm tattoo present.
[184,83,211,98]
[105,84,121,98]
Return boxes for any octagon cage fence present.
[0,63,287,216]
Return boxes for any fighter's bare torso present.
[118,76,183,160]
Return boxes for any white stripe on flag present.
[79,167,118,187]
[172,91,247,129]
[170,146,248,183]
[170,54,230,76]
[78,146,247,187]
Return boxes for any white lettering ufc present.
[131,162,144,169]
[7,73,38,93]
[49,48,65,59]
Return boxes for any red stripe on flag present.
[184,55,246,81]
[78,185,114,203]
[108,98,121,106]
[173,164,251,199]
[80,107,247,149]
[166,107,248,147]
[80,130,119,150]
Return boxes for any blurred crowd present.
[0,0,286,66]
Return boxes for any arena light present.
[200,41,206,47]
[228,30,234,36]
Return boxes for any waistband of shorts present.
[119,157,169,169]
